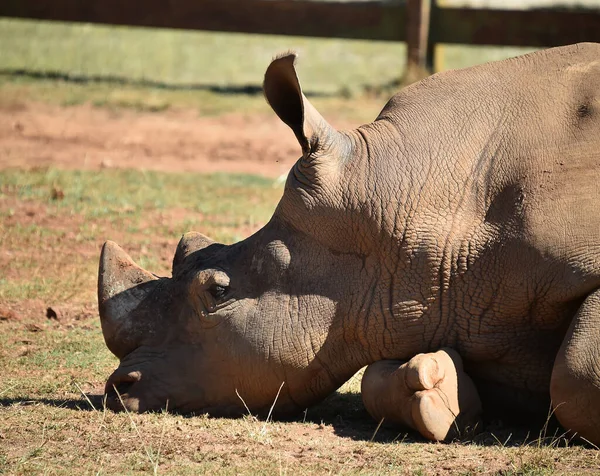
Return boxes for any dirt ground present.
[0,101,322,178]
[0,101,314,317]
[2,101,600,474]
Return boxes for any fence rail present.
[0,0,408,41]
[1,0,600,76]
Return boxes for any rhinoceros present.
[98,43,600,444]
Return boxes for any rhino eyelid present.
[209,283,229,302]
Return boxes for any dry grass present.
[0,21,595,472]
[1,167,599,474]
[1,351,599,475]
[0,167,283,303]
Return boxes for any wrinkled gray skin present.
[99,43,600,444]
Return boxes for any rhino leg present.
[551,289,600,447]
[361,349,482,442]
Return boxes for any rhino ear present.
[264,53,336,155]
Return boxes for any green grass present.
[0,73,388,125]
[0,167,284,303]
[0,72,268,116]
[0,18,407,95]
[1,167,281,234]
[0,318,114,397]
[0,17,401,120]
[0,18,537,95]
[1,169,599,474]
[0,18,540,121]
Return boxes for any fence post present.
[405,0,433,82]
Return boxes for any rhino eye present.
[209,284,229,301]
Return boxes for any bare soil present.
[0,102,327,178]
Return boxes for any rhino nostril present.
[111,381,135,398]
[105,372,141,400]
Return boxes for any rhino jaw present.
[98,240,159,358]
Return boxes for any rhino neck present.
[259,222,441,409]
[277,275,442,410]
[260,120,458,407]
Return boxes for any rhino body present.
[99,43,600,443]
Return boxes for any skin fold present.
[98,44,600,444]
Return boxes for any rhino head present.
[99,53,424,416]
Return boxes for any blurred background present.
[1,0,599,98]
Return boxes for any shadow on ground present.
[0,394,105,412]
[0,69,334,97]
[1,391,576,448]
[308,391,573,447]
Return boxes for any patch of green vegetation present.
[0,18,406,95]
[0,277,66,302]
[29,325,113,375]
[0,74,273,117]
[439,44,539,71]
[1,167,282,230]
[0,71,386,123]
[0,18,538,122]
[0,167,283,304]
[0,319,116,400]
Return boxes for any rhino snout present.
[104,370,144,412]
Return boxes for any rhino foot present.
[551,288,600,447]
[361,349,482,442]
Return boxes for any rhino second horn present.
[98,240,159,358]
[172,231,215,272]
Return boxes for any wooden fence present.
[1,0,600,78]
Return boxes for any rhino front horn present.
[98,241,159,358]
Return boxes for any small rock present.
[46,307,59,320]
